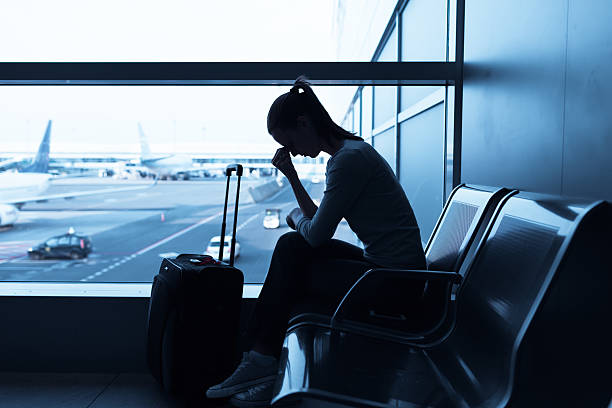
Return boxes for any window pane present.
[378,27,398,62]
[399,0,447,111]
[0,85,357,284]
[401,0,448,62]
[0,1,351,62]
[399,104,445,244]
[46,238,59,247]
[401,87,441,111]
[372,127,396,174]
[373,27,398,128]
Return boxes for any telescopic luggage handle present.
[219,164,242,266]
[225,164,243,177]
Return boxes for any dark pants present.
[248,232,377,357]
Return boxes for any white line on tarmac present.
[236,213,261,233]
[133,212,223,257]
[79,204,256,281]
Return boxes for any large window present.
[0,86,357,284]
[0,0,460,291]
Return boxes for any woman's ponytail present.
[267,76,362,142]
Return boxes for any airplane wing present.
[0,158,26,171]
[4,179,158,206]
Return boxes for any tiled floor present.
[0,373,233,408]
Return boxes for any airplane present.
[0,120,156,228]
[138,123,194,180]
[137,122,329,180]
[0,122,52,173]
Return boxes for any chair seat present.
[273,324,459,407]
[288,293,454,346]
[288,299,335,327]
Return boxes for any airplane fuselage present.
[140,154,193,177]
[0,172,52,226]
[0,172,51,203]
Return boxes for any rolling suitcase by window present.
[146,164,245,399]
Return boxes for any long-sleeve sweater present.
[295,139,426,269]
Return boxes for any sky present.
[0,0,355,155]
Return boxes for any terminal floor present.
[0,372,235,408]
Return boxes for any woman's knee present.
[276,231,307,249]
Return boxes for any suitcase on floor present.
[146,164,245,398]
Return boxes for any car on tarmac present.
[28,228,93,260]
[263,208,281,229]
[205,235,241,260]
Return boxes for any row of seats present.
[271,185,612,407]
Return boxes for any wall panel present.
[562,0,612,199]
[461,0,568,193]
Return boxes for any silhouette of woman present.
[207,77,426,407]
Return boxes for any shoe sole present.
[229,394,272,408]
[206,375,277,399]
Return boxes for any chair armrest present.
[330,268,461,328]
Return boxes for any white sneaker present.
[206,352,278,399]
[230,379,275,407]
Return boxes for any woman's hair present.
[267,76,362,143]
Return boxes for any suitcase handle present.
[219,164,242,266]
[226,164,243,177]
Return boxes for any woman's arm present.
[272,147,318,218]
[295,150,370,247]
[286,172,318,218]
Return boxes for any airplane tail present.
[22,120,51,173]
[138,123,152,159]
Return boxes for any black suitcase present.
[146,164,245,399]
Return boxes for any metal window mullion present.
[443,0,451,203]
[371,77,376,148]
[395,11,401,179]
[357,87,363,137]
[453,0,465,188]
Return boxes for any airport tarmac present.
[0,177,359,283]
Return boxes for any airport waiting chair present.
[287,184,514,345]
[272,193,612,407]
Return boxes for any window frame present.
[0,0,465,298]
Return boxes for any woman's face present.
[270,116,320,158]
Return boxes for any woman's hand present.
[286,207,303,230]
[272,147,297,178]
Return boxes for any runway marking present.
[80,203,258,281]
[236,213,261,232]
[0,241,36,264]
[80,209,219,281]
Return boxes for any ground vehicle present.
[263,208,281,229]
[28,229,93,260]
[205,235,240,259]
[0,204,18,227]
